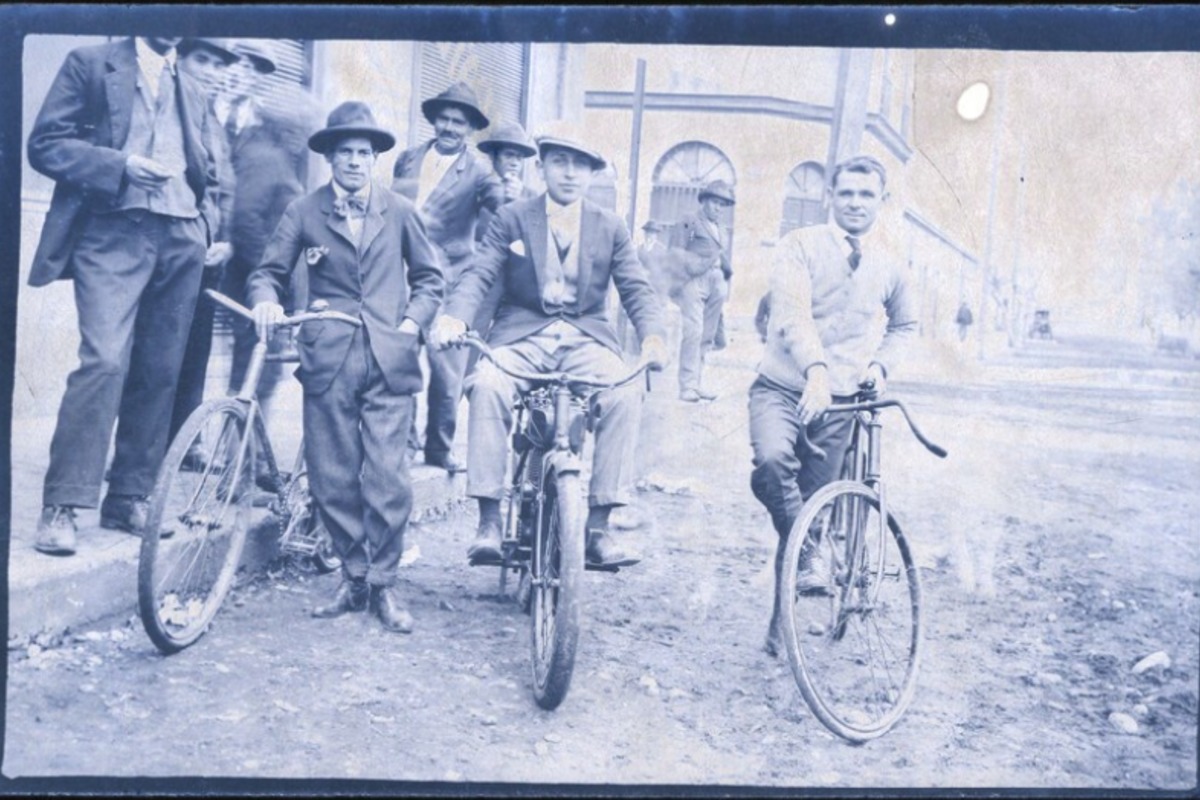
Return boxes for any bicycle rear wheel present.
[530,468,585,710]
[779,480,922,742]
[138,399,256,654]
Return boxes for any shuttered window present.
[255,39,314,114]
[780,160,827,237]
[410,41,530,146]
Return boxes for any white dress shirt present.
[332,180,371,243]
[416,146,461,210]
[135,37,177,102]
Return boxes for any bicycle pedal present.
[584,562,621,573]
[468,554,505,568]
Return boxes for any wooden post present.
[978,52,1010,361]
[618,58,647,356]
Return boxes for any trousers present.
[169,264,222,441]
[464,321,642,508]
[303,327,415,587]
[43,212,205,507]
[677,268,727,392]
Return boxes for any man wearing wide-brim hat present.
[249,101,444,634]
[669,178,736,403]
[392,82,511,475]
[430,126,669,569]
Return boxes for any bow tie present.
[334,195,367,219]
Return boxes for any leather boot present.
[312,578,368,618]
[372,585,414,634]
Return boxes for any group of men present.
[26,35,915,650]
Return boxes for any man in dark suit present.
[670,179,735,403]
[169,37,240,445]
[218,40,308,425]
[392,82,508,473]
[249,102,444,633]
[28,36,219,556]
[430,129,668,567]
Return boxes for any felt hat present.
[178,37,239,65]
[421,82,490,130]
[232,38,278,74]
[534,122,606,171]
[307,101,396,154]
[477,121,537,159]
[698,179,736,206]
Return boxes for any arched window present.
[780,160,826,237]
[649,141,736,243]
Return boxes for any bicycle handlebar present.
[205,289,362,328]
[801,396,948,461]
[459,332,653,392]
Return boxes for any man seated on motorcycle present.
[430,126,668,568]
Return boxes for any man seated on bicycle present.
[249,102,444,634]
[751,155,917,657]
[430,126,668,568]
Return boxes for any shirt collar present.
[546,196,580,220]
[135,37,177,75]
[332,180,371,204]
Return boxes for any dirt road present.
[5,330,1198,790]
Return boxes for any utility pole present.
[1008,137,1027,348]
[978,52,1011,361]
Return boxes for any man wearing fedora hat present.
[670,179,736,402]
[169,38,240,446]
[249,101,444,633]
[392,82,509,474]
[430,128,668,568]
[28,35,220,556]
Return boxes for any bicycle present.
[460,333,653,710]
[778,387,947,743]
[137,289,358,654]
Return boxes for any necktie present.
[335,195,367,219]
[550,224,572,263]
[224,102,241,141]
[846,235,862,271]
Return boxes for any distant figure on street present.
[956,301,974,342]
[749,155,916,658]
[670,180,735,402]
[249,102,444,633]
[392,82,509,474]
[28,36,219,556]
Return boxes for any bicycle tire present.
[530,468,585,710]
[779,480,922,742]
[138,399,255,654]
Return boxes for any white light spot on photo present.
[885,13,896,26]
[957,81,991,121]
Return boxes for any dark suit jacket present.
[26,37,219,287]
[391,140,504,264]
[670,212,732,280]
[447,194,666,353]
[247,181,444,396]
[228,112,305,268]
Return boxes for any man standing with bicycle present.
[249,102,444,633]
[750,155,916,657]
[429,126,669,568]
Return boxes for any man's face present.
[433,106,472,154]
[222,57,261,102]
[538,147,596,206]
[700,196,726,223]
[492,147,525,178]
[326,136,376,193]
[830,169,886,235]
[179,48,228,99]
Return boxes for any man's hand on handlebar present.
[860,363,887,400]
[252,302,285,341]
[429,315,469,350]
[639,334,669,372]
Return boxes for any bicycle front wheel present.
[779,480,922,742]
[138,399,256,654]
[530,468,585,710]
